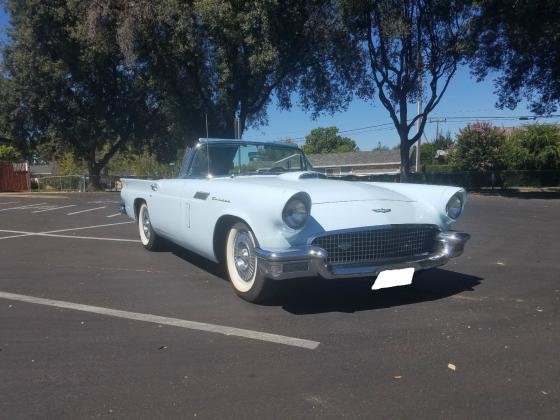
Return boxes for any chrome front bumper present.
[255,231,470,280]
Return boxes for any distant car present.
[121,139,470,302]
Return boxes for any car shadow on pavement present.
[163,242,482,315]
[166,242,227,278]
[270,269,482,315]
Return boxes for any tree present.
[503,124,560,170]
[432,132,454,150]
[450,122,505,171]
[373,141,389,151]
[343,0,474,180]
[57,152,87,176]
[302,127,358,154]
[1,0,163,189]
[470,0,560,114]
[0,144,22,161]
[109,0,365,139]
[417,131,454,165]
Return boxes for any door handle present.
[150,183,159,192]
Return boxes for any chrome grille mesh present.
[311,225,438,265]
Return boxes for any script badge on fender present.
[372,208,391,213]
[372,267,415,290]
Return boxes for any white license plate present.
[372,267,415,290]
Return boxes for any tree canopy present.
[471,0,560,114]
[342,0,474,179]
[1,0,163,188]
[0,0,364,187]
[302,127,358,154]
[104,0,365,138]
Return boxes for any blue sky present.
[245,67,560,150]
[2,7,558,151]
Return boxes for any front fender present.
[366,182,467,227]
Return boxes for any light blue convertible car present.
[121,139,470,302]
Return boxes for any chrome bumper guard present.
[255,231,470,280]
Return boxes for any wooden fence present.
[0,161,30,192]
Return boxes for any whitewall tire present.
[138,202,162,250]
[225,222,275,302]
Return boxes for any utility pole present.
[234,117,241,139]
[415,97,422,172]
[430,118,447,141]
[415,50,423,173]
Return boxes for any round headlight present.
[446,193,463,219]
[282,193,310,229]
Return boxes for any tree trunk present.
[399,134,411,183]
[88,160,102,191]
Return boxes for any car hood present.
[223,172,413,204]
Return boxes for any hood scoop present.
[277,171,327,181]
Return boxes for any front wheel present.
[225,222,276,303]
[138,202,162,251]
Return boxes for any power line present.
[247,114,560,144]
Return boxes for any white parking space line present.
[32,204,77,213]
[38,233,139,242]
[0,203,47,212]
[0,221,135,241]
[0,230,138,242]
[0,291,320,350]
[106,213,121,218]
[45,221,134,234]
[67,206,106,216]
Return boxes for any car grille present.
[311,225,439,266]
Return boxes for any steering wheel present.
[269,166,287,172]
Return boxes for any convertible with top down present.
[120,138,470,302]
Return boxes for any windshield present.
[185,143,309,177]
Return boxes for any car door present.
[148,179,190,240]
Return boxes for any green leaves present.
[0,145,22,161]
[504,125,560,170]
[302,127,358,154]
[470,0,560,114]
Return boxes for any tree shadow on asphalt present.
[267,269,483,315]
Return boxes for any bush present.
[450,122,506,171]
[424,164,453,173]
[0,145,23,161]
[504,124,560,170]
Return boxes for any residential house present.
[307,149,401,176]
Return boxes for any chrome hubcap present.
[233,231,256,282]
[142,208,151,241]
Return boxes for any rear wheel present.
[225,222,276,303]
[138,202,162,251]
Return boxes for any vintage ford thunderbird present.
[120,139,470,302]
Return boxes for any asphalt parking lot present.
[0,192,559,419]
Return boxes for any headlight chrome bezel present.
[282,192,311,230]
[446,192,464,220]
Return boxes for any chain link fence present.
[31,175,122,192]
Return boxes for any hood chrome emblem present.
[372,208,391,213]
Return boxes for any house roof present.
[307,149,400,168]
[29,164,56,175]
